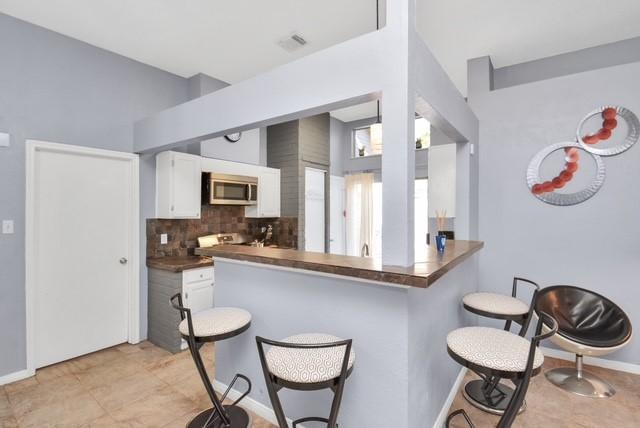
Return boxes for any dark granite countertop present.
[194,240,483,288]
[146,256,213,272]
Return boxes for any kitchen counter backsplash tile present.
[147,205,298,257]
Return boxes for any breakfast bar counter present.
[207,240,483,427]
[195,240,483,287]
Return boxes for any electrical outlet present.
[160,233,168,245]
[0,132,9,147]
[2,220,14,234]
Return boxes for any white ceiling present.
[0,0,377,84]
[1,0,639,101]
[331,101,378,123]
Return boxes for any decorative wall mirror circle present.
[576,106,639,156]
[526,142,605,206]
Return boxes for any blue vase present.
[435,235,447,253]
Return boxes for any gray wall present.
[493,36,640,91]
[408,255,478,427]
[469,57,640,364]
[213,260,410,427]
[0,13,190,376]
[329,117,346,176]
[267,120,300,217]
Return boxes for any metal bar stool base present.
[463,380,526,416]
[187,405,252,428]
[545,367,615,398]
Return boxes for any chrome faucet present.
[361,243,370,257]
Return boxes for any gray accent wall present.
[0,13,190,377]
[267,114,331,250]
[469,55,640,364]
[267,120,300,217]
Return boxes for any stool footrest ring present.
[293,416,331,427]
[221,373,252,406]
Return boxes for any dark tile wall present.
[147,205,298,258]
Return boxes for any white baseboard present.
[540,347,640,375]
[0,368,35,386]
[432,367,467,428]
[213,379,302,428]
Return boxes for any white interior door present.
[329,176,345,255]
[31,143,136,368]
[304,168,325,252]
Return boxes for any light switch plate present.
[0,132,9,147]
[160,233,168,245]
[2,220,14,234]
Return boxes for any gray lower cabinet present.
[148,266,214,353]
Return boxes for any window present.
[353,117,431,157]
[346,178,428,262]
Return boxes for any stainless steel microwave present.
[204,173,258,205]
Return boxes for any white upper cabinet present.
[246,167,281,218]
[156,151,202,219]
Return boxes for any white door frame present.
[25,140,140,376]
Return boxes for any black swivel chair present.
[534,285,632,398]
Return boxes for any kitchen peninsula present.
[195,240,483,427]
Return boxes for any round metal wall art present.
[527,105,637,206]
[576,106,640,156]
[527,142,606,206]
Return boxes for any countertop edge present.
[146,256,213,273]
[195,241,483,288]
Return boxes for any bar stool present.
[446,312,558,428]
[461,277,539,414]
[256,333,354,428]
[171,293,253,428]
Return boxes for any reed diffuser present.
[435,209,447,252]
[435,209,446,234]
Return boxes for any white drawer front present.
[183,267,214,285]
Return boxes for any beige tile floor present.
[446,357,640,428]
[0,342,277,428]
[1,343,637,427]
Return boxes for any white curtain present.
[345,173,374,257]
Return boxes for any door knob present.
[119,257,128,264]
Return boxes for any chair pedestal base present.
[545,367,615,398]
[463,379,526,416]
[187,405,252,428]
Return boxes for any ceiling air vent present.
[277,33,308,53]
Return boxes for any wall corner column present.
[381,0,416,266]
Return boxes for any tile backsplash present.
[147,205,297,258]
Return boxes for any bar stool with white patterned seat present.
[461,277,540,415]
[171,293,253,428]
[256,333,354,428]
[446,312,558,428]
